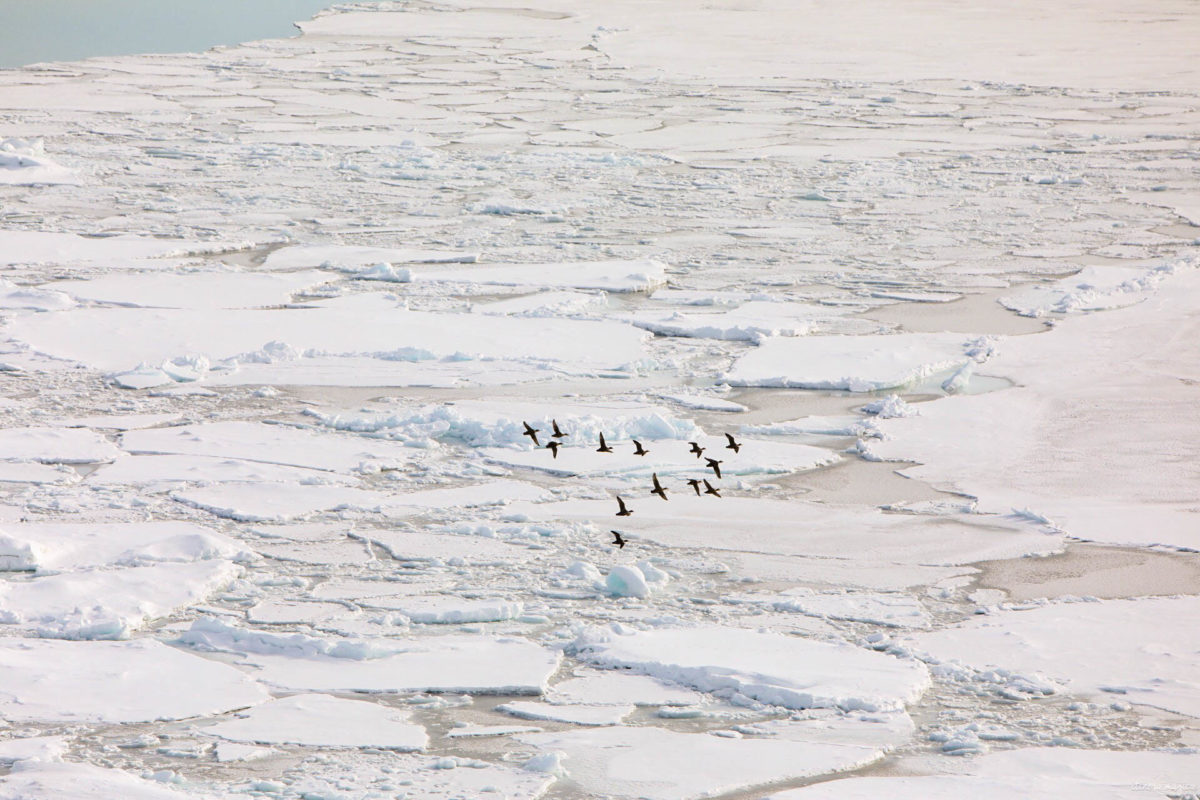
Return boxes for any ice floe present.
[0,761,220,800]
[0,278,74,312]
[7,301,648,385]
[908,595,1200,718]
[413,258,667,293]
[49,269,332,309]
[518,725,883,800]
[172,482,383,522]
[731,590,932,629]
[626,300,878,342]
[205,693,427,751]
[573,625,929,712]
[999,264,1177,316]
[0,520,247,572]
[263,243,479,269]
[0,638,268,722]
[865,263,1200,548]
[181,619,560,694]
[497,700,635,726]
[547,672,704,707]
[0,427,121,464]
[0,560,241,639]
[725,333,987,391]
[770,747,1200,799]
[121,420,412,473]
[0,138,78,185]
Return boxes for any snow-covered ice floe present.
[6,293,649,387]
[0,520,248,572]
[907,595,1200,718]
[0,138,78,185]
[768,747,1200,799]
[0,638,268,722]
[204,693,427,751]
[179,618,560,694]
[414,258,668,293]
[725,333,992,391]
[998,263,1178,317]
[865,261,1200,548]
[572,625,929,712]
[626,300,881,342]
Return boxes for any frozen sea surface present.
[0,0,1199,798]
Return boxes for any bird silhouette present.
[724,433,741,453]
[633,439,649,456]
[686,478,702,496]
[615,495,633,516]
[522,421,540,447]
[546,441,560,459]
[703,479,721,497]
[597,432,613,453]
[611,530,626,549]
[705,457,723,479]
[650,472,668,501]
[688,441,705,458]
[552,419,568,439]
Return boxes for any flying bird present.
[633,440,649,456]
[522,421,540,447]
[615,495,633,516]
[705,457,723,479]
[650,472,668,501]
[611,530,627,549]
[724,433,741,453]
[552,419,568,439]
[597,432,613,453]
[703,479,721,497]
[546,441,560,459]
[688,441,705,458]
[686,478,702,496]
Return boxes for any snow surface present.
[205,693,427,751]
[573,626,930,712]
[725,333,985,391]
[908,596,1200,718]
[0,638,268,722]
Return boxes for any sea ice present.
[50,269,331,310]
[725,333,983,391]
[518,725,883,800]
[0,138,78,185]
[0,760,220,800]
[172,482,383,522]
[0,638,268,722]
[547,672,704,707]
[573,625,929,712]
[86,453,355,487]
[369,595,524,624]
[0,560,241,639]
[412,258,667,293]
[184,622,560,694]
[0,520,247,572]
[497,700,635,726]
[908,595,1200,718]
[0,278,74,311]
[999,264,1173,317]
[0,427,121,464]
[865,264,1200,548]
[263,243,479,269]
[121,420,413,473]
[735,590,932,629]
[205,693,427,751]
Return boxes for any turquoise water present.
[0,0,335,69]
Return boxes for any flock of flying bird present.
[521,419,743,549]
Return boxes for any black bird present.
[597,432,613,453]
[633,439,649,456]
[546,441,560,459]
[703,479,721,497]
[705,457,723,479]
[688,441,705,458]
[686,478,702,496]
[552,419,568,439]
[650,472,668,501]
[724,433,741,454]
[611,530,627,549]
[522,421,540,447]
[615,495,633,516]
